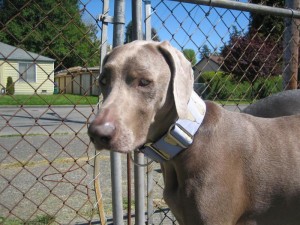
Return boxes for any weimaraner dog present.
[242,89,300,117]
[88,40,300,225]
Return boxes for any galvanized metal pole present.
[113,0,126,47]
[132,0,143,40]
[132,1,146,224]
[111,0,125,225]
[178,0,300,18]
[283,0,300,90]
[144,1,154,224]
[99,0,109,72]
[145,1,152,41]
[94,3,111,224]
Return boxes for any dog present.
[242,89,300,117]
[88,40,300,225]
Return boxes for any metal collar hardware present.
[140,91,206,163]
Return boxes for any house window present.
[19,62,36,82]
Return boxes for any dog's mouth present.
[90,134,144,154]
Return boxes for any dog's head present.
[88,40,194,153]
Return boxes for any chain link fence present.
[0,0,104,224]
[0,0,299,225]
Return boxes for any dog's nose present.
[88,122,116,145]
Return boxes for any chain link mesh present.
[0,0,103,224]
[0,0,299,224]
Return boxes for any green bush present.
[198,71,282,101]
[252,76,283,99]
[197,71,227,83]
[6,76,15,95]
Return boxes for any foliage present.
[0,0,100,70]
[0,214,55,225]
[183,49,197,65]
[6,76,15,95]
[124,20,160,43]
[220,33,282,81]
[219,0,286,83]
[199,71,282,100]
[249,0,284,41]
[200,44,211,59]
[125,21,134,43]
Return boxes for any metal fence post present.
[99,0,109,72]
[95,0,109,217]
[144,2,154,224]
[283,0,300,90]
[111,0,125,225]
[132,1,146,224]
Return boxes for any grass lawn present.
[0,214,55,225]
[0,94,99,106]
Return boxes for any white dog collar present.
[140,91,206,163]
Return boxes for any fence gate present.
[1,0,299,225]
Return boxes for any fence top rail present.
[176,0,300,19]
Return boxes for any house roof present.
[194,55,224,67]
[0,42,55,62]
[207,55,224,65]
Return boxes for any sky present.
[80,0,250,60]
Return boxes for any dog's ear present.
[158,41,194,119]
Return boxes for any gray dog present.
[88,40,300,225]
[242,89,300,117]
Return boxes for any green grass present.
[0,215,55,225]
[0,94,99,106]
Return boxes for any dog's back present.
[242,89,300,117]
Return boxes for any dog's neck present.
[140,91,206,162]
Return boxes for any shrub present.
[197,71,282,101]
[6,76,15,95]
[252,76,283,99]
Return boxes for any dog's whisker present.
[89,171,101,186]
[87,151,102,162]
[93,200,100,209]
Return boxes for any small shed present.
[54,67,99,96]
[0,42,55,95]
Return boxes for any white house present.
[0,42,55,95]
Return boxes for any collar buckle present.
[166,123,193,148]
[140,91,206,163]
[144,143,171,161]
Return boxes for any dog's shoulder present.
[202,100,227,127]
[203,100,234,119]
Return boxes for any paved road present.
[0,105,97,136]
[0,106,100,223]
[0,104,247,136]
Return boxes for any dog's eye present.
[138,79,151,87]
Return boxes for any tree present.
[0,0,100,70]
[220,32,282,81]
[6,76,15,95]
[125,21,134,44]
[124,21,160,43]
[200,44,211,59]
[220,0,285,82]
[151,28,160,42]
[183,49,197,65]
[249,0,284,41]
